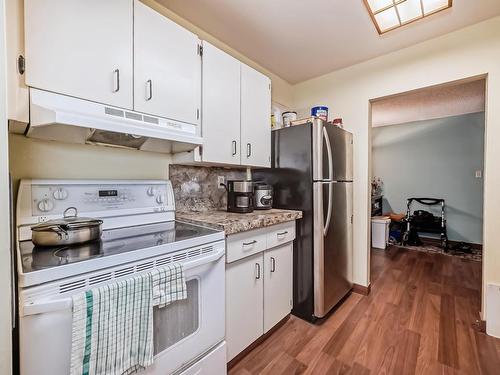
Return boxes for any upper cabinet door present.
[134,1,201,125]
[240,64,271,168]
[24,0,133,109]
[201,43,241,165]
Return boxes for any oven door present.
[19,244,225,375]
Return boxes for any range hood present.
[24,89,203,154]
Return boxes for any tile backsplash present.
[169,165,246,212]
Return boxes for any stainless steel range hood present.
[24,88,202,154]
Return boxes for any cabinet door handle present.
[232,140,237,156]
[255,263,261,279]
[113,69,120,93]
[270,257,276,273]
[146,79,153,101]
[243,240,257,246]
[246,143,252,158]
[277,231,288,237]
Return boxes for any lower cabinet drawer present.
[226,229,267,263]
[266,221,296,249]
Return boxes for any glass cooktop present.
[19,221,219,273]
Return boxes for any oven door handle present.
[21,246,226,317]
[22,297,73,317]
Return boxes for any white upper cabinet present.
[24,0,133,109]
[241,64,271,168]
[134,1,201,125]
[201,42,241,165]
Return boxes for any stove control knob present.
[38,198,54,212]
[156,194,166,204]
[53,187,68,200]
[147,187,157,197]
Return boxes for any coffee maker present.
[254,183,273,210]
[221,180,254,213]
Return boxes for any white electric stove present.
[16,179,227,375]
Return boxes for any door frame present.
[367,74,487,317]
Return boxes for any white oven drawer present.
[266,221,296,249]
[179,342,227,375]
[226,229,267,263]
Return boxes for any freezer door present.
[313,181,353,318]
[325,126,353,181]
[313,119,353,181]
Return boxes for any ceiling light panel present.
[397,0,423,24]
[422,0,450,14]
[374,7,400,32]
[367,0,394,12]
[364,0,452,34]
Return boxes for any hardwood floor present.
[229,246,500,375]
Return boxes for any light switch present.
[475,170,482,179]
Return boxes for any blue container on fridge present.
[311,106,328,121]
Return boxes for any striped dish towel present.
[70,263,187,375]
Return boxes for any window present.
[363,0,452,34]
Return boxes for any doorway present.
[368,76,486,319]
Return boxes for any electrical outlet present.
[475,170,483,179]
[217,176,225,189]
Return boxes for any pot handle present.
[63,207,78,218]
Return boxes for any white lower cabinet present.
[225,253,264,361]
[225,222,295,362]
[263,244,293,333]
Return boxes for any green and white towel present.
[70,264,187,375]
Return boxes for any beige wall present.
[0,0,12,373]
[371,79,485,127]
[293,16,500,321]
[9,135,172,191]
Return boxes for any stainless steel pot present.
[31,207,103,247]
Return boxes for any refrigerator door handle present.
[324,182,333,236]
[323,127,333,181]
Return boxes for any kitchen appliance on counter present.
[254,118,353,322]
[254,183,273,210]
[222,180,254,213]
[15,179,226,375]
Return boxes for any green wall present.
[372,112,485,244]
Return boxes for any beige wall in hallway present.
[292,16,500,323]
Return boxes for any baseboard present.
[227,314,290,370]
[421,237,482,250]
[352,283,371,296]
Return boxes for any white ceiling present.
[158,0,500,83]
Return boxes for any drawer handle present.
[277,231,288,237]
[270,257,276,273]
[243,240,257,246]
[255,263,261,279]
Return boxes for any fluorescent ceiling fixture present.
[364,0,453,34]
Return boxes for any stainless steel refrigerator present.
[254,118,353,322]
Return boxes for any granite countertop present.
[176,209,302,235]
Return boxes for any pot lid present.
[31,207,103,231]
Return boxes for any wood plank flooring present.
[229,246,500,375]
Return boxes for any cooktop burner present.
[19,221,218,273]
